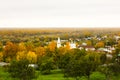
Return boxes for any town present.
[0,28,120,80]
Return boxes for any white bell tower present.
[57,37,61,48]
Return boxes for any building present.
[69,41,76,49]
[78,45,95,51]
[57,37,61,48]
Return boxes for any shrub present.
[8,60,36,80]
[39,57,54,75]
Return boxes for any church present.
[57,37,76,49]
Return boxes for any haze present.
[0,0,120,28]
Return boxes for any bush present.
[39,57,54,75]
[8,60,36,80]
[90,72,106,80]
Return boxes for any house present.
[0,62,10,67]
[97,46,115,53]
[78,45,95,51]
[114,35,120,42]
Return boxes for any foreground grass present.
[0,67,74,80]
[1,67,120,80]
[34,69,74,80]
[0,67,18,80]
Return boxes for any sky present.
[0,0,120,28]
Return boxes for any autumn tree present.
[83,30,91,38]
[18,42,26,51]
[65,42,70,50]
[16,51,26,61]
[35,46,45,57]
[3,41,18,62]
[0,41,3,51]
[26,51,37,63]
[95,41,105,49]
[0,52,3,61]
[48,41,57,52]
[86,40,92,46]
[58,47,67,55]
[25,41,34,51]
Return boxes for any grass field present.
[1,67,120,80]
[33,69,74,80]
[0,67,74,80]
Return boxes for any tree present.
[16,51,26,61]
[64,51,101,80]
[39,56,54,74]
[3,41,18,62]
[18,42,26,51]
[8,60,36,80]
[65,42,70,50]
[95,41,105,48]
[58,52,71,69]
[48,41,57,52]
[35,46,46,57]
[25,41,34,51]
[0,41,3,51]
[0,52,3,61]
[26,51,37,63]
[86,40,92,46]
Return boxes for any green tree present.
[39,56,54,74]
[64,51,101,80]
[8,60,36,80]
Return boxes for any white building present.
[57,37,61,48]
[69,41,76,49]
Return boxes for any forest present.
[0,28,120,80]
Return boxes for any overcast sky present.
[0,0,120,28]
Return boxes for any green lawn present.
[0,67,74,80]
[1,67,120,80]
[34,69,74,80]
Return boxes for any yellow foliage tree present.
[95,41,105,48]
[86,40,92,46]
[0,52,3,61]
[16,51,26,61]
[58,47,66,55]
[26,51,37,63]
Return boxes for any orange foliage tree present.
[18,42,26,51]
[48,41,57,52]
[0,52,3,61]
[35,46,46,57]
[65,42,70,50]
[3,41,18,62]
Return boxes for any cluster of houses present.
[56,37,116,54]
